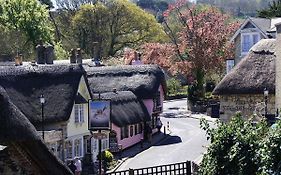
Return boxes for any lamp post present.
[40,94,45,140]
[264,88,269,118]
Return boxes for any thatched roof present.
[0,86,72,174]
[213,39,276,95]
[84,64,167,99]
[0,64,85,124]
[93,91,150,127]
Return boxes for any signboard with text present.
[88,100,111,130]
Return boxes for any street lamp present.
[264,88,269,118]
[40,94,45,140]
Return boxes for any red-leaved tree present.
[141,0,240,97]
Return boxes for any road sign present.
[93,132,107,140]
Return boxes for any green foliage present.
[97,150,114,163]
[199,113,281,174]
[258,0,281,18]
[72,0,167,59]
[0,0,53,49]
[167,78,182,95]
[54,42,68,60]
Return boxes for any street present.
[116,98,211,170]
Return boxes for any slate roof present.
[213,39,276,95]
[0,64,85,124]
[0,86,72,174]
[83,64,167,99]
[93,91,150,127]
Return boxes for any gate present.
[106,161,192,175]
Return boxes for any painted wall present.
[142,85,165,116]
[67,76,91,137]
[112,123,143,150]
[275,24,281,111]
[219,94,275,122]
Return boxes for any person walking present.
[74,157,82,175]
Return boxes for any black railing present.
[106,161,192,175]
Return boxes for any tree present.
[258,0,281,18]
[142,1,239,98]
[72,0,167,59]
[0,0,52,52]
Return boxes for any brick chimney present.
[275,22,281,113]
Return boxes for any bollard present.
[164,126,166,135]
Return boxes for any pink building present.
[95,91,150,150]
[84,64,166,150]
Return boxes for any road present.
[116,98,211,170]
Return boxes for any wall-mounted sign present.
[88,100,111,130]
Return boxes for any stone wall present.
[219,94,275,122]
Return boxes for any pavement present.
[108,131,171,173]
[107,110,217,173]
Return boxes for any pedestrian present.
[74,157,82,175]
[156,118,163,133]
[68,160,76,174]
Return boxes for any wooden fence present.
[106,161,192,175]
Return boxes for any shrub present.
[167,78,181,95]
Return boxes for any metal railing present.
[106,161,192,175]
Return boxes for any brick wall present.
[219,94,275,122]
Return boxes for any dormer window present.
[74,104,84,123]
[241,32,260,55]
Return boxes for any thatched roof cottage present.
[213,39,276,121]
[84,64,166,148]
[0,63,95,162]
[0,86,72,175]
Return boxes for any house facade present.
[214,39,276,121]
[275,23,281,113]
[227,17,281,73]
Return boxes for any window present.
[74,104,84,123]
[241,33,260,55]
[134,124,138,135]
[130,125,134,137]
[121,126,129,140]
[65,140,73,159]
[226,59,235,74]
[74,138,83,157]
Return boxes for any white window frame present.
[241,32,260,56]
[74,138,83,158]
[74,104,84,123]
[226,59,235,74]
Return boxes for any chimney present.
[76,48,82,64]
[275,22,281,114]
[45,44,54,64]
[14,54,23,66]
[36,40,46,64]
[69,48,76,64]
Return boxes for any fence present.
[106,161,193,175]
